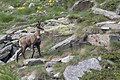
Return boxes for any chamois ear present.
[36,21,44,30]
[37,21,41,25]
[36,21,41,28]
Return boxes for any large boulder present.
[96,21,116,27]
[63,58,102,80]
[92,7,120,19]
[0,43,17,63]
[50,35,76,52]
[0,35,7,44]
[70,0,93,11]
[87,34,110,47]
[100,23,120,30]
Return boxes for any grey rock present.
[46,67,54,75]
[45,55,74,76]
[28,3,35,8]
[87,34,110,47]
[23,58,47,66]
[0,61,5,65]
[50,35,76,51]
[51,58,62,62]
[63,58,102,80]
[116,5,120,15]
[70,0,93,11]
[7,49,21,63]
[53,72,61,79]
[8,5,14,9]
[96,21,116,27]
[11,40,18,45]
[5,24,29,34]
[27,72,36,80]
[51,55,74,63]
[0,44,18,63]
[0,44,12,53]
[5,29,15,34]
[100,23,120,30]
[97,56,102,61]
[45,17,70,26]
[14,30,27,34]
[92,7,120,19]
[21,71,36,80]
[45,62,55,75]
[0,35,6,44]
[107,59,114,65]
[61,55,74,63]
[87,34,120,47]
[11,34,21,40]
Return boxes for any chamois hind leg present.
[31,45,35,58]
[16,48,22,62]
[36,44,42,57]
[22,47,26,59]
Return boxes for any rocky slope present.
[0,0,120,80]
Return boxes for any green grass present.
[0,65,20,80]
[69,9,109,26]
[96,0,106,4]
[15,7,36,15]
[110,40,120,51]
[1,0,23,7]
[53,44,98,79]
[18,64,50,80]
[81,69,120,80]
[0,13,14,23]
[81,50,120,80]
[98,0,120,11]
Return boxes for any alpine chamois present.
[16,21,44,62]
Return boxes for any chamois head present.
[36,21,44,30]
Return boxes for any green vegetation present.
[0,13,14,23]
[17,64,51,80]
[98,0,120,11]
[53,44,96,74]
[0,0,120,80]
[81,69,120,80]
[110,40,120,51]
[0,65,19,80]
[81,49,120,80]
[0,0,78,34]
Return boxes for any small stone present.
[23,58,47,66]
[28,3,35,8]
[53,72,60,79]
[97,56,102,61]
[61,55,74,63]
[8,5,14,9]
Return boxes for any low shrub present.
[0,65,20,80]
[99,0,120,11]
[110,40,120,51]
[0,13,14,23]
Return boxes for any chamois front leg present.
[36,44,42,57]
[31,44,35,58]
